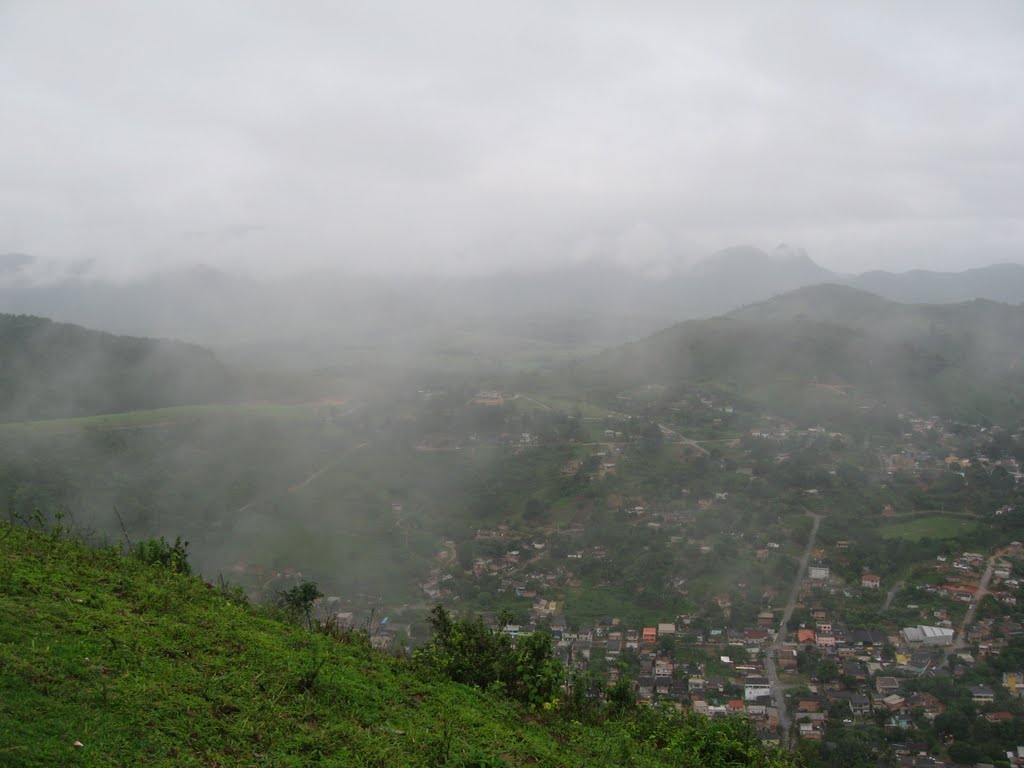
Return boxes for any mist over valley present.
[3,2,1024,764]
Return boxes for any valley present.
[3,281,1024,766]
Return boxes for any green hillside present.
[569,285,1024,423]
[0,314,234,422]
[0,525,796,767]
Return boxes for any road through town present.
[768,510,822,748]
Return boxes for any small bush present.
[131,536,191,574]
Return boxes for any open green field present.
[878,514,979,541]
[564,583,694,628]
[514,393,615,419]
[0,401,348,432]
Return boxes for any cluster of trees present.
[414,606,564,709]
[414,606,795,767]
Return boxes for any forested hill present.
[0,525,796,767]
[0,314,234,422]
[569,284,1024,423]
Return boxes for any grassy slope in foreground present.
[0,527,795,768]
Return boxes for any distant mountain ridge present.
[0,248,1021,352]
[849,263,1024,305]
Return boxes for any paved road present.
[657,423,710,456]
[764,649,790,748]
[776,511,823,638]
[512,393,553,411]
[948,547,1007,655]
[767,509,822,749]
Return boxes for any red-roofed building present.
[798,628,816,644]
[862,574,881,589]
[944,584,978,602]
[642,627,658,645]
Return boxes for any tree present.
[606,678,636,714]
[948,742,980,764]
[416,605,562,709]
[815,659,839,684]
[664,713,793,767]
[513,631,562,708]
[131,536,191,574]
[278,581,324,630]
[639,422,664,454]
[934,709,971,741]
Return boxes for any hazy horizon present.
[2,2,1022,281]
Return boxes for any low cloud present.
[0,1,1021,278]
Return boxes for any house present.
[657,622,676,636]
[815,633,836,648]
[746,702,767,717]
[881,694,907,713]
[876,676,901,696]
[798,628,817,645]
[809,565,830,581]
[849,693,872,716]
[798,721,824,741]
[1003,671,1024,697]
[744,676,771,701]
[797,697,824,713]
[777,649,799,671]
[906,692,944,720]
[942,584,977,602]
[985,711,1014,724]
[970,684,996,704]
[862,574,881,589]
[573,640,592,661]
[842,661,868,683]
[745,628,769,643]
[637,675,654,700]
[850,629,887,647]
[642,627,658,646]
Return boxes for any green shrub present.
[130,535,191,574]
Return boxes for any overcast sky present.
[1,1,1022,279]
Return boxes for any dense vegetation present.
[0,314,234,422]
[0,524,798,767]
[568,285,1024,424]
